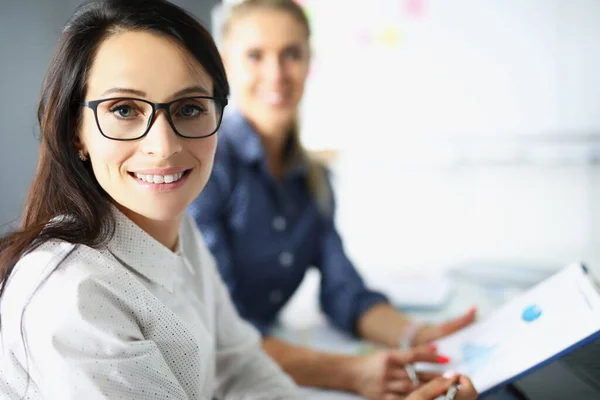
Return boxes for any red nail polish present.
[437,355,451,364]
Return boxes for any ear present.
[73,134,89,161]
[73,135,85,151]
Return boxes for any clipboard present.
[416,263,600,396]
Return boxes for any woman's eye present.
[283,48,302,60]
[110,105,137,118]
[178,104,202,117]
[247,50,261,61]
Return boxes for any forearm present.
[356,303,415,347]
[262,336,360,392]
[217,347,299,399]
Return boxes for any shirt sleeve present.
[187,155,269,336]
[316,176,389,335]
[22,273,190,399]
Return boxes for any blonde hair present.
[221,0,332,216]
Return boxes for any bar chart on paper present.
[459,342,500,375]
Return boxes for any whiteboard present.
[296,0,600,151]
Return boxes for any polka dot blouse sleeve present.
[17,253,191,399]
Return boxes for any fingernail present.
[469,306,477,313]
[443,371,457,379]
[437,355,451,364]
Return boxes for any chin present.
[263,108,295,126]
[123,199,189,223]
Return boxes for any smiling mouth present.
[260,91,291,106]
[130,169,191,184]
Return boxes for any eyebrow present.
[284,43,304,51]
[247,43,304,52]
[100,87,146,97]
[172,86,211,98]
[100,85,211,98]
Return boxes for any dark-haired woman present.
[0,0,298,398]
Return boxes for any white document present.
[417,263,600,395]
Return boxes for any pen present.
[399,339,420,386]
[444,383,459,400]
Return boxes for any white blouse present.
[0,210,298,399]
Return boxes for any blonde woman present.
[188,1,478,399]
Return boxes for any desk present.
[272,276,528,399]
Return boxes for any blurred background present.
[1,0,600,285]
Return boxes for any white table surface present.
[272,276,527,399]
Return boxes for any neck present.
[117,204,181,251]
[262,133,288,162]
[246,116,293,178]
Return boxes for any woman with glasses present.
[188,1,479,399]
[0,0,300,398]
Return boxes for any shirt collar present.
[106,207,187,293]
[223,111,309,178]
[223,112,265,165]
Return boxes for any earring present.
[78,149,88,161]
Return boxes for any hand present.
[406,373,478,400]
[349,343,449,400]
[413,307,477,345]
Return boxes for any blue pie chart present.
[522,304,542,322]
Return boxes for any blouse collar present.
[106,208,190,293]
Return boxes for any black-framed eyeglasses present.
[81,96,228,141]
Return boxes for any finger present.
[405,376,458,400]
[389,348,451,365]
[455,375,478,400]
[413,342,440,354]
[385,367,409,380]
[439,308,477,336]
[388,344,447,365]
[386,367,439,382]
[386,379,413,394]
[417,371,442,382]
[382,394,405,400]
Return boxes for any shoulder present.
[2,240,142,342]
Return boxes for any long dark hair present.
[0,0,228,313]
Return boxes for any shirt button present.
[272,216,287,231]
[278,252,294,268]
[269,290,283,304]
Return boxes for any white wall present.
[299,0,600,151]
[297,0,600,278]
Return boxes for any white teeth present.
[164,175,175,183]
[134,172,184,184]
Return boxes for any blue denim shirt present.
[188,112,388,336]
